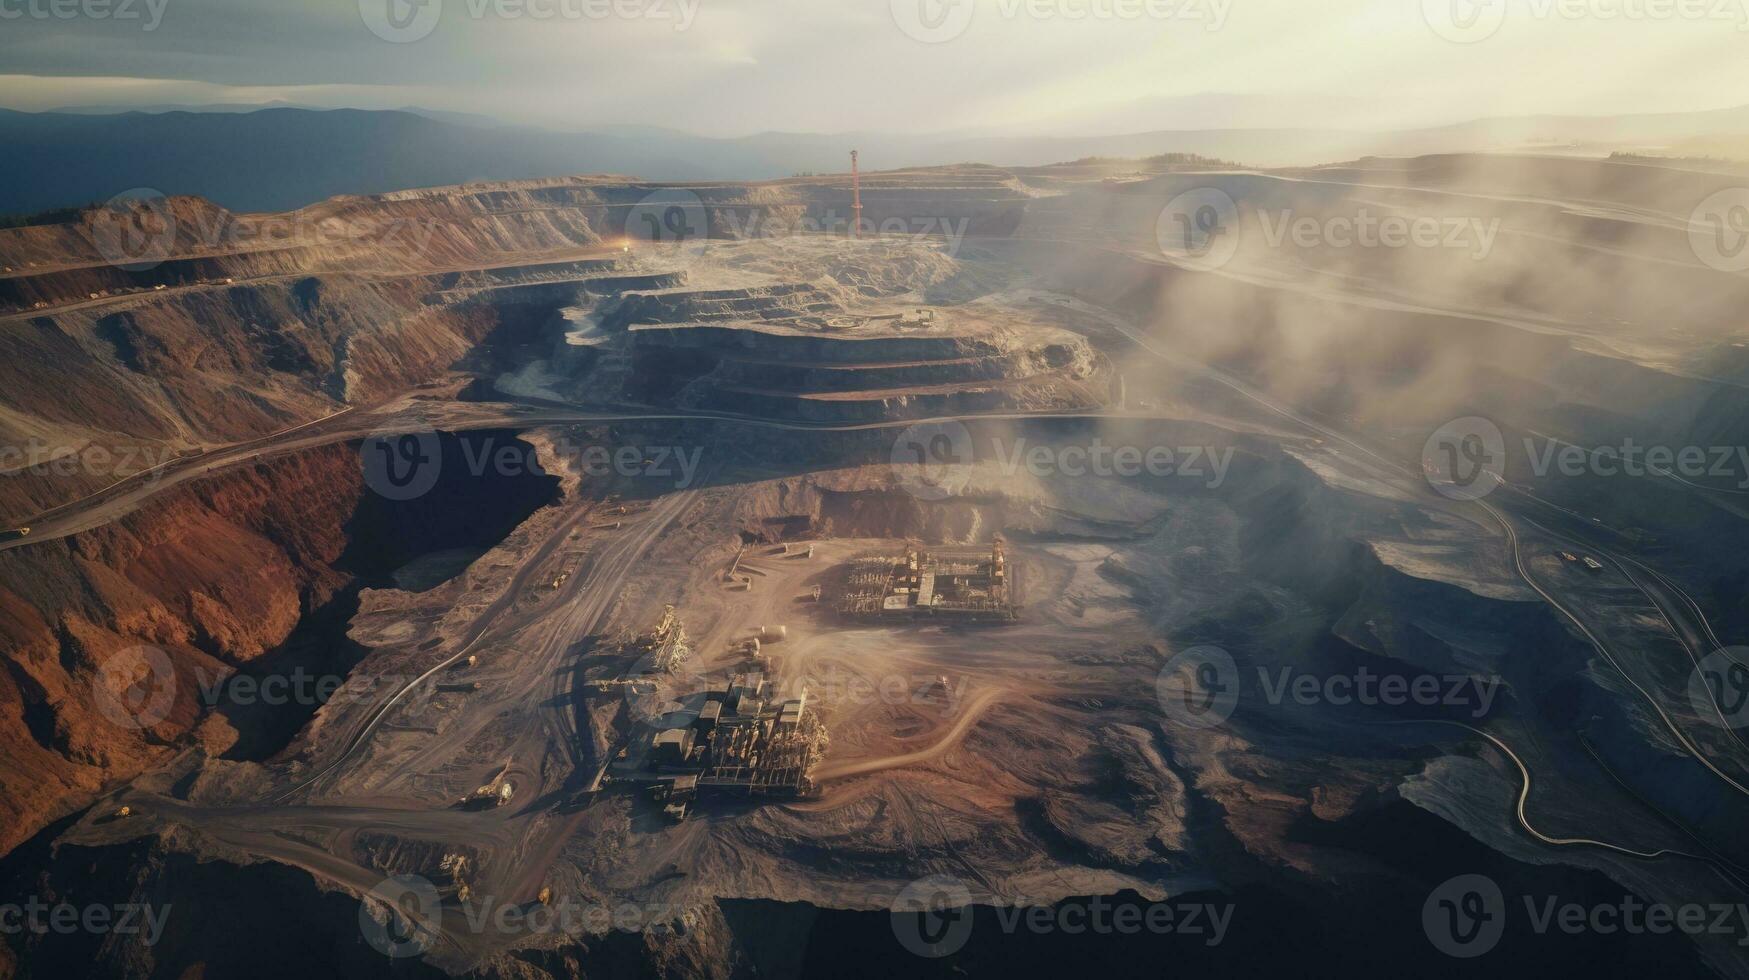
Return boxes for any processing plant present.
[832,536,1016,622]
[617,666,827,813]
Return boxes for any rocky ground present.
[5,155,1749,977]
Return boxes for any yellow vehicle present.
[1,527,30,542]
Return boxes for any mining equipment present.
[537,887,552,906]
[1582,556,1605,572]
[650,605,692,671]
[755,625,788,644]
[627,605,692,672]
[437,853,474,901]
[1559,551,1578,562]
[724,545,748,582]
[657,774,697,821]
[113,805,132,818]
[1,527,30,542]
[438,853,469,882]
[590,677,657,695]
[459,767,514,808]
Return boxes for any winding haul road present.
[99,470,706,962]
[22,280,1741,844]
[813,687,1008,781]
[1041,275,1749,866]
[26,283,1739,877]
[26,210,1749,963]
[0,398,1176,553]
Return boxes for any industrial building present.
[832,537,1015,622]
[626,666,825,803]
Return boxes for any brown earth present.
[0,443,361,856]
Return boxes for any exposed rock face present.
[0,279,519,522]
[0,169,1041,524]
[0,444,361,856]
[9,155,1749,977]
[0,173,1048,860]
[0,427,558,858]
[626,325,1103,422]
[605,275,1107,422]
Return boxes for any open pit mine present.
[3,154,1749,979]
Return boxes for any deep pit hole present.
[339,429,560,583]
[212,430,559,762]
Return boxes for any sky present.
[1,0,1745,136]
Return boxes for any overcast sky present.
[2,0,1744,135]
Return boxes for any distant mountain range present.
[4,103,1747,215]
